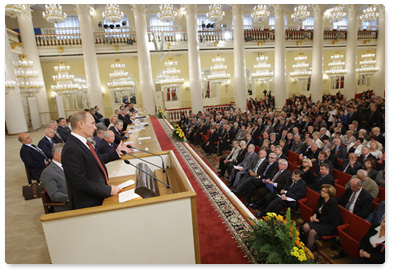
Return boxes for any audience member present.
[38,128,56,159]
[299,158,315,185]
[345,169,379,199]
[310,163,334,193]
[57,117,71,142]
[217,140,240,177]
[97,130,117,155]
[340,153,362,175]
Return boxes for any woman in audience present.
[348,137,364,156]
[279,138,288,157]
[301,184,342,251]
[363,158,378,181]
[341,130,356,146]
[107,115,118,130]
[299,158,315,185]
[261,139,271,157]
[369,142,382,160]
[217,140,240,177]
[226,140,247,177]
[312,132,323,149]
[350,218,385,264]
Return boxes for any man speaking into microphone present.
[62,111,133,210]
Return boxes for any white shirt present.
[71,132,89,149]
[369,225,385,248]
[349,187,362,213]
[52,160,63,171]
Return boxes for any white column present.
[5,30,28,134]
[274,5,286,109]
[344,5,358,100]
[232,4,247,111]
[76,4,104,111]
[310,5,324,102]
[373,5,385,97]
[132,4,155,115]
[17,5,49,126]
[186,4,203,114]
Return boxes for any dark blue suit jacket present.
[38,137,55,159]
[20,144,47,180]
[283,178,307,201]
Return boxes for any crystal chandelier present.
[207,4,225,23]
[325,52,347,77]
[356,51,379,75]
[251,53,273,82]
[13,55,44,96]
[42,4,67,24]
[360,5,379,23]
[325,5,347,23]
[107,59,135,91]
[51,61,80,95]
[102,4,124,24]
[207,54,231,84]
[160,57,185,88]
[5,4,27,18]
[5,80,18,94]
[251,5,270,23]
[290,53,312,80]
[157,4,177,23]
[291,5,310,23]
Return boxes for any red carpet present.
[150,117,249,264]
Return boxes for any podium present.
[40,150,200,264]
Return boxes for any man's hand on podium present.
[117,141,134,155]
[110,185,122,196]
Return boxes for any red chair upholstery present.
[202,131,210,143]
[337,214,372,258]
[287,150,300,165]
[373,187,385,210]
[298,188,320,223]
[255,145,261,153]
[337,158,344,168]
[334,183,346,198]
[321,205,353,240]
[288,162,299,173]
[333,169,352,187]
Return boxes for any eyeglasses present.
[320,190,329,194]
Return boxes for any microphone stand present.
[126,145,166,172]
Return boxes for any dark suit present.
[57,125,71,142]
[62,134,120,210]
[109,126,128,145]
[310,173,335,193]
[330,145,347,160]
[290,141,305,154]
[97,140,117,155]
[350,223,385,264]
[314,159,333,175]
[257,168,292,208]
[38,136,56,159]
[20,144,48,180]
[340,160,362,175]
[359,153,376,165]
[118,114,132,131]
[201,131,219,154]
[264,178,307,214]
[337,188,373,219]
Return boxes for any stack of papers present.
[117,179,135,189]
[138,136,151,140]
[119,188,141,203]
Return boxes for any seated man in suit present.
[359,145,376,165]
[336,178,373,219]
[48,120,64,144]
[310,163,334,193]
[225,141,248,177]
[345,169,379,199]
[19,133,50,181]
[218,140,240,177]
[217,124,233,156]
[262,169,307,214]
[40,143,69,212]
[118,107,132,131]
[290,134,305,154]
[314,151,333,175]
[330,137,347,160]
[38,128,56,160]
[57,117,71,142]
[228,144,258,187]
[109,119,129,146]
[274,145,287,160]
[93,128,105,151]
[254,159,292,217]
[340,153,362,175]
[202,126,219,156]
[97,130,117,155]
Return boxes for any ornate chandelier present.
[290,53,312,80]
[5,4,27,18]
[356,51,379,75]
[13,55,44,96]
[324,4,347,23]
[51,61,80,95]
[207,4,225,23]
[291,5,310,23]
[160,57,185,88]
[251,5,270,23]
[5,79,18,94]
[325,52,347,77]
[251,53,273,82]
[107,59,135,91]
[207,54,231,84]
[157,4,177,23]
[42,4,67,24]
[102,4,124,24]
[360,5,379,23]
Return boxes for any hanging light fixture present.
[107,59,135,91]
[360,5,379,23]
[13,55,44,96]
[251,5,270,23]
[5,4,27,18]
[102,4,124,23]
[251,52,273,82]
[325,52,347,77]
[207,4,225,23]
[291,5,310,23]
[42,4,67,24]
[160,57,185,88]
[356,51,379,75]
[5,79,18,94]
[51,61,80,95]
[324,4,347,23]
[290,53,312,80]
[157,4,177,23]
[207,54,231,84]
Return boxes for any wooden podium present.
[40,150,200,264]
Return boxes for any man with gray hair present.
[336,177,373,219]
[345,169,379,199]
[40,143,69,212]
[97,130,117,155]
[48,120,64,143]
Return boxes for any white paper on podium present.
[117,179,135,189]
[119,188,141,203]
[138,136,151,140]
[123,141,134,145]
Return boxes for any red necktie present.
[86,140,109,185]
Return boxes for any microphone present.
[120,150,170,188]
[123,159,174,194]
[126,145,166,172]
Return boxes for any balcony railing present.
[6,28,21,43]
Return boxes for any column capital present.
[132,4,147,15]
[231,4,244,14]
[186,4,197,14]
[346,4,359,16]
[19,4,32,17]
[311,4,325,15]
[75,4,91,15]
[273,4,285,13]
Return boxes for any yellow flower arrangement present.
[173,124,187,142]
[157,108,165,119]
